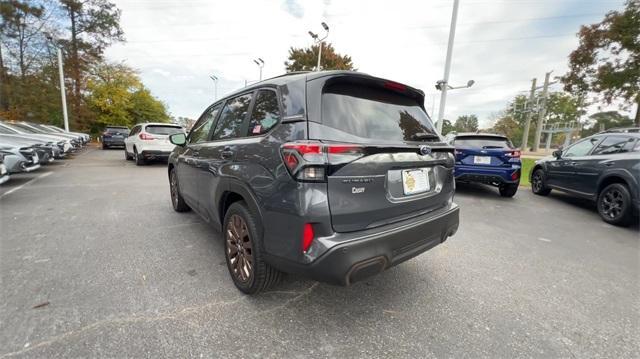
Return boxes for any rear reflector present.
[511,170,520,181]
[302,223,314,253]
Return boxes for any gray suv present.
[168,71,459,294]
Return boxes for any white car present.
[124,123,185,165]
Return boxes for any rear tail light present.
[139,133,155,140]
[281,141,364,182]
[511,170,520,181]
[384,81,406,92]
[302,223,314,253]
[506,150,521,158]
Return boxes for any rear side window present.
[248,90,280,136]
[592,136,633,155]
[454,136,513,149]
[190,104,220,144]
[321,82,436,143]
[145,125,183,135]
[213,93,252,140]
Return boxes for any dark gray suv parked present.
[168,71,459,294]
[531,129,640,226]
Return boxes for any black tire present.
[499,183,519,197]
[169,167,190,212]
[531,168,551,196]
[597,183,634,226]
[124,149,132,161]
[134,148,145,166]
[223,201,281,294]
[102,143,108,150]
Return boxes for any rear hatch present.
[453,135,518,167]
[104,127,129,140]
[308,76,454,233]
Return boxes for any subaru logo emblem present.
[419,145,432,156]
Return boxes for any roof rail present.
[602,127,640,133]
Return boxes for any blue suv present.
[446,133,521,197]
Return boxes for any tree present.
[440,119,454,135]
[284,43,354,72]
[453,115,479,132]
[86,62,169,132]
[582,111,634,136]
[57,0,124,129]
[562,0,640,125]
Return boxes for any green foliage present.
[440,119,454,135]
[581,111,634,136]
[453,115,479,132]
[86,62,169,132]
[562,0,640,124]
[285,43,354,72]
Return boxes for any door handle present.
[221,148,234,159]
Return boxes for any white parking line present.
[0,172,52,199]
[538,237,552,243]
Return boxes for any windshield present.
[145,125,183,135]
[321,82,437,143]
[9,123,41,134]
[454,136,513,149]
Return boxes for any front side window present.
[248,90,280,136]
[564,137,600,157]
[190,104,220,144]
[212,93,253,140]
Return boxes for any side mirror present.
[169,133,186,146]
[552,149,562,159]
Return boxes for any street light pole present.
[309,22,329,71]
[253,58,264,81]
[209,75,218,100]
[47,35,70,132]
[436,0,460,133]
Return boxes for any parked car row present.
[0,120,90,184]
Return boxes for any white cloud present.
[107,0,633,126]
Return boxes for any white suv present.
[124,123,184,165]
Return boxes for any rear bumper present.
[141,150,171,160]
[266,204,460,285]
[102,138,125,146]
[454,164,520,185]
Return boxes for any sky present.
[105,0,632,128]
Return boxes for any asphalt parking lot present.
[1,146,638,358]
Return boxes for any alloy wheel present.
[226,214,253,283]
[170,171,178,208]
[532,173,542,192]
[601,188,624,219]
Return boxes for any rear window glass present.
[321,82,437,143]
[454,136,513,149]
[145,125,183,135]
[105,127,129,134]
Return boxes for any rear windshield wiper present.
[411,132,440,141]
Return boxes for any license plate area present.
[401,168,431,195]
[474,156,491,165]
